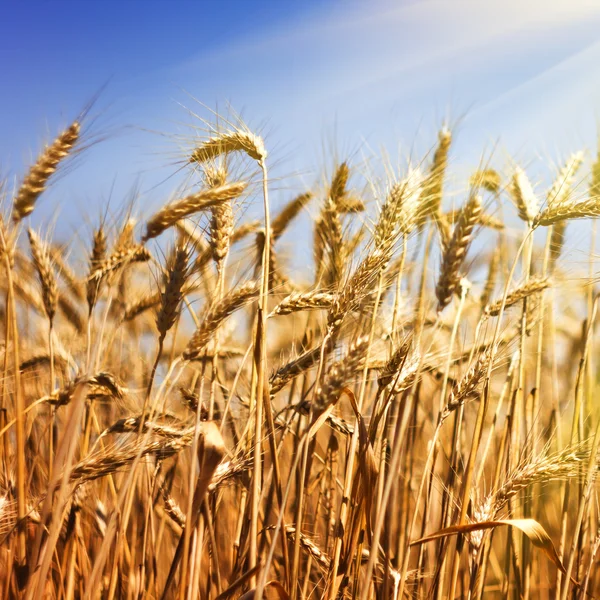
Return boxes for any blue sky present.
[2,0,600,254]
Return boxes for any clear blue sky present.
[2,0,600,252]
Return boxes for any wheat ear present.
[28,228,58,324]
[86,226,107,313]
[484,277,550,316]
[13,121,80,222]
[143,182,246,241]
[182,281,259,360]
[271,192,313,241]
[420,126,451,219]
[510,166,539,223]
[435,194,482,311]
[190,130,267,163]
[156,245,190,338]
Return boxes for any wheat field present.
[1,111,600,600]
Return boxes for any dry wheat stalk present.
[105,416,191,438]
[0,215,17,266]
[13,121,80,222]
[19,352,69,372]
[398,167,423,234]
[330,162,350,204]
[210,202,234,269]
[338,194,365,213]
[387,351,420,394]
[70,435,194,487]
[285,526,331,570]
[374,179,410,250]
[445,209,503,231]
[549,220,567,272]
[321,211,344,286]
[478,446,590,521]
[42,372,123,407]
[436,213,452,254]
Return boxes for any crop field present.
[1,111,600,599]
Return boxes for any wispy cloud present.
[14,0,600,230]
[166,0,600,165]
